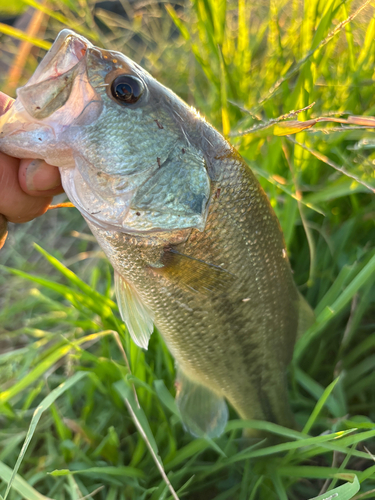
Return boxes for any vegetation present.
[0,0,374,499]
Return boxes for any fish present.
[0,30,314,438]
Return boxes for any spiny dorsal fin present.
[176,367,228,438]
[114,272,154,349]
[150,248,236,295]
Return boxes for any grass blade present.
[0,22,50,50]
[114,380,180,500]
[3,372,88,500]
[307,474,359,500]
[0,462,52,500]
[295,253,375,360]
[303,377,341,433]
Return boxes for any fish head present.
[0,30,94,164]
[0,30,211,234]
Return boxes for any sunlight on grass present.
[0,0,374,499]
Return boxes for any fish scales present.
[0,30,312,437]
[88,143,299,431]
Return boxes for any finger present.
[0,93,63,195]
[19,159,64,195]
[0,153,53,223]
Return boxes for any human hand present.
[0,91,64,249]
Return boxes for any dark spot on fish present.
[182,148,185,154]
[215,188,221,199]
[97,172,102,177]
[38,138,42,141]
[155,119,163,129]
[136,212,141,216]
[157,157,161,168]
[36,106,41,110]
[91,211,101,214]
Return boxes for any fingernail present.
[25,159,61,191]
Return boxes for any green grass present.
[0,0,375,499]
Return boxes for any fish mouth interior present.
[55,35,88,76]
[25,29,93,86]
[14,30,96,121]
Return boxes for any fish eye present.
[110,75,143,105]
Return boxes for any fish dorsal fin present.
[150,248,236,295]
[176,368,228,438]
[297,292,315,339]
[114,272,154,349]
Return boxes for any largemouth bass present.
[0,30,313,437]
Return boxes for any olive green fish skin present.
[90,124,299,429]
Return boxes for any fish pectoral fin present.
[114,272,154,349]
[176,368,228,438]
[150,248,236,295]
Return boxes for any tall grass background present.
[0,0,374,499]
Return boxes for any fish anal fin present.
[114,272,154,349]
[150,248,236,295]
[176,368,228,438]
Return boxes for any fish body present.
[91,149,299,433]
[0,30,311,437]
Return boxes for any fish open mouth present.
[52,35,87,77]
[15,30,94,120]
[0,29,115,157]
[26,29,92,86]
[0,29,98,156]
